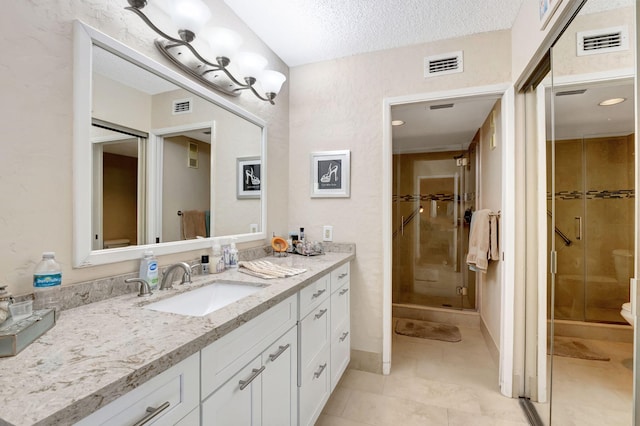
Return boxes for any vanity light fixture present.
[598,97,626,106]
[125,0,286,104]
[391,120,405,126]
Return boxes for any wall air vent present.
[424,51,463,78]
[577,26,628,56]
[172,98,193,115]
[430,103,454,110]
[555,89,587,97]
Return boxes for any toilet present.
[614,249,634,326]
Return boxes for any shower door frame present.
[382,83,516,398]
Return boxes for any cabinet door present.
[202,356,262,426]
[261,327,297,426]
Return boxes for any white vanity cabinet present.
[298,262,351,426]
[75,352,200,426]
[201,294,298,425]
[330,262,351,391]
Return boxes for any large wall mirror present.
[73,21,267,267]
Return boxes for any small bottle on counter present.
[201,255,210,274]
[139,250,159,290]
[228,242,238,268]
[299,227,305,242]
[33,252,62,318]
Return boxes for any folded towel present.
[238,260,306,279]
[181,210,207,240]
[466,209,499,272]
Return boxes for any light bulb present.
[260,70,286,95]
[236,52,268,81]
[170,0,211,36]
[203,27,243,60]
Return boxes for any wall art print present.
[237,156,261,199]
[310,150,350,198]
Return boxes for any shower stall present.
[392,147,477,311]
[548,132,635,324]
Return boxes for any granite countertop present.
[0,252,354,426]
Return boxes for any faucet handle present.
[125,278,153,297]
[180,272,192,285]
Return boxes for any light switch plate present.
[323,225,333,242]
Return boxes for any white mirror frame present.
[73,20,267,267]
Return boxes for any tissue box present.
[0,309,55,357]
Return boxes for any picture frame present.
[237,156,261,199]
[539,0,562,30]
[310,150,350,198]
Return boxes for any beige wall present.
[1,1,289,297]
[478,100,504,348]
[103,153,138,245]
[289,31,511,359]
[93,73,151,132]
[162,137,211,242]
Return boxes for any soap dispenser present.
[228,241,239,268]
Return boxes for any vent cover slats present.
[424,51,463,78]
[172,98,193,115]
[577,26,628,56]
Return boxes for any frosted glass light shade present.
[204,27,243,59]
[236,52,268,80]
[171,0,211,34]
[260,70,286,95]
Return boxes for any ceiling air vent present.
[577,26,628,56]
[555,89,587,97]
[172,98,193,115]
[424,51,463,78]
[430,103,454,110]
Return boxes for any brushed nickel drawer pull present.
[340,331,350,342]
[239,366,265,390]
[315,308,328,319]
[312,289,326,299]
[268,344,290,362]
[338,273,348,279]
[339,288,349,296]
[132,401,170,426]
[313,363,327,379]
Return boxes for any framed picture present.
[310,150,350,198]
[237,156,261,199]
[539,0,562,30]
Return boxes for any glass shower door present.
[392,151,476,310]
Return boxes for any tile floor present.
[317,319,529,425]
[534,336,633,425]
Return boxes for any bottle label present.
[34,273,62,288]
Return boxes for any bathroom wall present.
[289,31,511,368]
[103,153,138,245]
[478,100,504,350]
[0,1,289,297]
[162,137,211,242]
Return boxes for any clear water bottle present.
[33,252,62,318]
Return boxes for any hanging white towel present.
[466,209,499,272]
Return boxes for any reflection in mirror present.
[74,21,266,267]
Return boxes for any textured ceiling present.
[222,0,526,67]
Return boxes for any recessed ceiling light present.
[391,120,405,126]
[599,98,626,106]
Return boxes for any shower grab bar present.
[546,210,572,246]
[393,207,422,239]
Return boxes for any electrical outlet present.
[249,223,258,233]
[323,225,333,242]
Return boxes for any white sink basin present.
[144,281,264,317]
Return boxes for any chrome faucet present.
[125,278,153,297]
[159,262,192,290]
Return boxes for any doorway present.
[382,85,515,385]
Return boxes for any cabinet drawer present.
[331,282,350,332]
[299,346,330,426]
[299,273,330,318]
[330,263,350,293]
[299,298,330,371]
[331,322,350,392]
[76,352,199,426]
[201,294,297,397]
